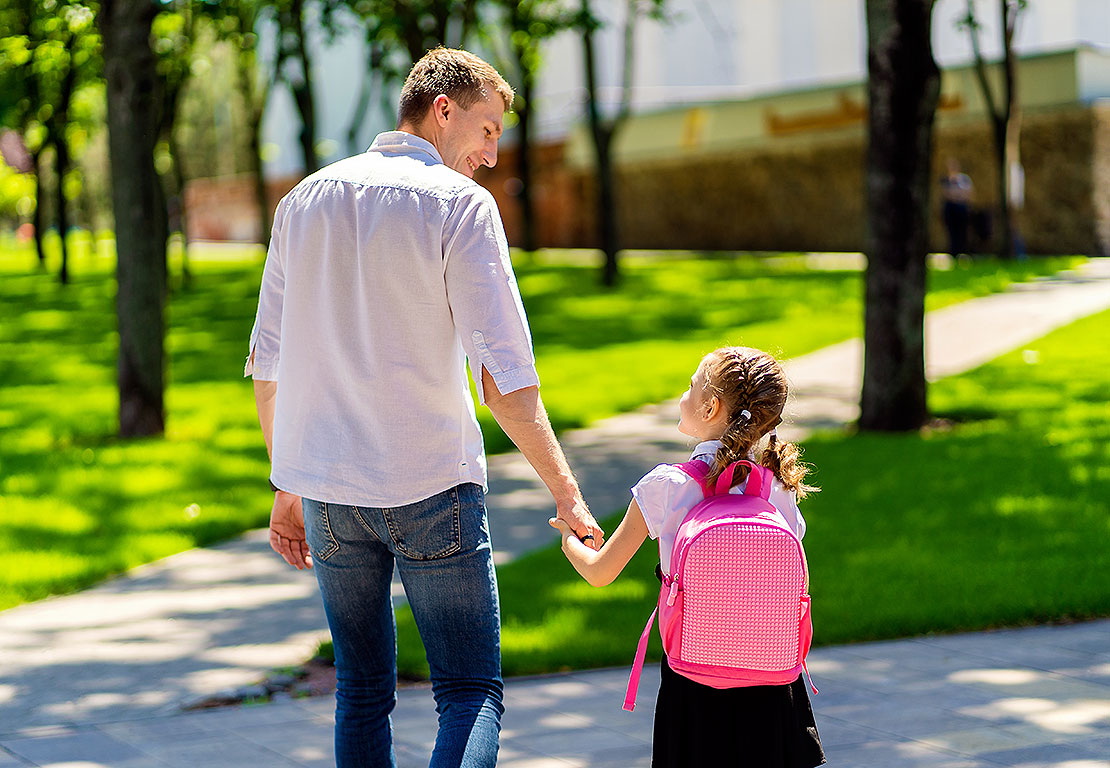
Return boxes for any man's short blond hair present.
[397,47,514,128]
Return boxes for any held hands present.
[548,516,587,550]
[270,490,313,570]
[552,499,604,550]
[548,516,574,538]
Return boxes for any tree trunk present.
[345,40,378,156]
[100,0,167,438]
[964,0,1024,259]
[992,116,1012,260]
[595,125,618,286]
[249,115,270,248]
[31,149,46,268]
[580,0,621,287]
[581,0,638,287]
[169,131,191,285]
[999,0,1022,259]
[859,0,940,432]
[51,54,77,285]
[159,67,191,285]
[514,61,537,253]
[234,37,271,248]
[54,137,70,285]
[289,0,318,175]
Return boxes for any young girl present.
[549,346,826,768]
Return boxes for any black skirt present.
[650,565,826,768]
[652,659,825,768]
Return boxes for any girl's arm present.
[548,499,649,587]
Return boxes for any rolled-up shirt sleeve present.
[631,465,688,541]
[244,199,286,381]
[443,185,539,404]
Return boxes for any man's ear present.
[432,94,451,127]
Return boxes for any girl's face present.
[678,359,721,440]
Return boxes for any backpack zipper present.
[666,577,680,606]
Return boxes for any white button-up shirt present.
[246,132,539,507]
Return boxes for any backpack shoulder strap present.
[623,606,657,712]
[674,459,711,497]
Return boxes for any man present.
[246,48,603,768]
[940,157,973,258]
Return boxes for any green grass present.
[387,307,1110,678]
[0,234,1086,611]
[0,237,276,611]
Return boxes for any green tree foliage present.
[345,0,479,63]
[338,0,483,155]
[0,154,35,225]
[0,0,101,281]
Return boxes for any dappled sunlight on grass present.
[0,239,1093,618]
[550,579,649,602]
[992,495,1062,517]
[0,246,274,609]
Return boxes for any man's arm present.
[254,377,311,570]
[254,378,277,460]
[481,367,604,549]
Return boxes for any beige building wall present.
[545,48,1110,256]
[588,102,1107,256]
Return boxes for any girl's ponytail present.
[761,432,818,500]
[706,418,758,490]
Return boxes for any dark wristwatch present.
[269,479,280,493]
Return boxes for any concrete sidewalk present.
[2,258,1109,767]
[4,620,1107,767]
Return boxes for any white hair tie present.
[740,409,752,421]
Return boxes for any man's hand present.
[270,490,312,569]
[556,498,604,550]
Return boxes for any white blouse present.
[631,440,806,572]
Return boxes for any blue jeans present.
[302,484,503,768]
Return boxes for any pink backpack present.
[623,459,815,711]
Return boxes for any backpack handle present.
[674,459,773,499]
[716,460,772,499]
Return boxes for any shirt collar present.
[690,439,756,463]
[690,440,721,461]
[368,131,444,165]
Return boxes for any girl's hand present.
[548,500,649,587]
[549,517,597,547]
[548,517,574,537]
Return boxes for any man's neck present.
[397,123,435,149]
